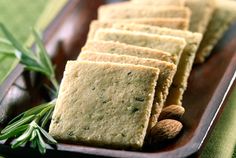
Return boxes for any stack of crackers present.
[49,0,236,150]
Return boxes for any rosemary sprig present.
[0,24,59,154]
[0,100,57,154]
[0,23,59,93]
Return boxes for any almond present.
[158,105,185,121]
[150,119,183,144]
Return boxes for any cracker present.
[98,5,191,20]
[131,0,186,6]
[195,0,236,63]
[78,52,176,129]
[113,23,202,105]
[186,0,216,33]
[87,19,189,39]
[82,40,176,63]
[93,28,186,65]
[49,61,159,149]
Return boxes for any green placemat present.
[201,89,236,158]
[0,0,67,84]
[0,0,48,84]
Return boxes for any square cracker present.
[113,23,202,105]
[82,40,176,64]
[98,5,191,21]
[78,52,177,130]
[186,0,216,33]
[93,28,186,66]
[87,19,189,40]
[195,0,236,63]
[131,0,186,6]
[49,61,159,149]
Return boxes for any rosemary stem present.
[0,25,59,154]
[50,76,59,95]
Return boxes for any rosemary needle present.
[0,24,59,154]
[0,100,57,154]
[0,23,59,92]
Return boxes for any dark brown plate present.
[0,0,236,157]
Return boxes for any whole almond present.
[158,105,185,121]
[150,119,183,144]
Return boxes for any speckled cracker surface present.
[123,18,189,30]
[94,29,186,65]
[186,0,216,33]
[49,61,159,149]
[113,23,202,105]
[87,19,189,40]
[78,52,176,129]
[186,0,215,33]
[98,5,191,20]
[131,0,185,6]
[83,40,176,63]
[87,21,113,40]
[195,0,236,63]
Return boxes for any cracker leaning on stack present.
[195,0,236,63]
[49,0,236,150]
[130,0,236,63]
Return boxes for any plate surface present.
[0,0,236,157]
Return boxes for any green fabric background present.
[0,0,236,158]
[0,0,48,84]
[201,89,236,158]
